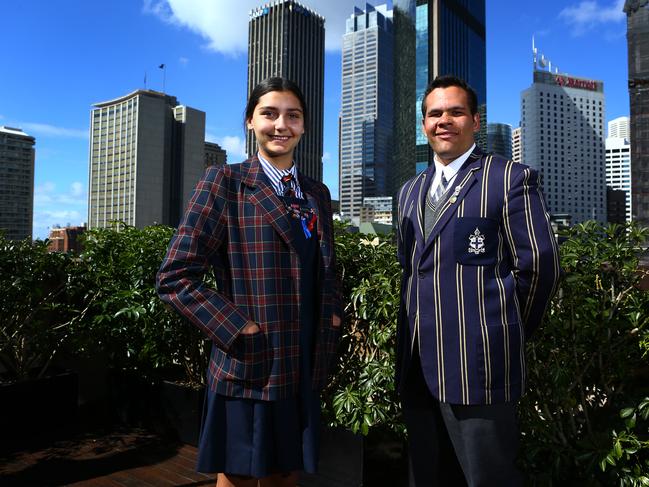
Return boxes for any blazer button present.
[418,271,425,279]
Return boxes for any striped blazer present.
[396,147,560,405]
[156,156,342,401]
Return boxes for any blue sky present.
[0,0,629,239]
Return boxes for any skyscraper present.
[88,89,205,229]
[608,115,631,138]
[487,123,513,160]
[606,117,632,222]
[521,50,606,224]
[339,4,394,225]
[204,141,227,168]
[0,126,35,240]
[512,126,522,163]
[414,0,487,173]
[624,0,649,226]
[247,0,325,181]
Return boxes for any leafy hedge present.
[1,221,647,482]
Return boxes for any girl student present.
[157,77,342,487]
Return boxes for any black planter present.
[300,427,408,487]
[0,370,78,440]
[107,369,156,426]
[158,380,204,446]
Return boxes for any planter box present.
[0,370,78,439]
[158,380,204,446]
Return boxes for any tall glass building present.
[414,0,487,173]
[248,1,325,181]
[624,0,649,226]
[339,4,394,225]
[487,123,513,160]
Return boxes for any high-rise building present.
[624,0,649,226]
[339,4,394,225]
[608,116,630,138]
[521,54,606,224]
[88,89,205,229]
[606,127,632,222]
[487,123,513,160]
[205,141,227,168]
[247,0,324,181]
[394,0,487,180]
[0,126,35,241]
[512,126,522,163]
[391,0,417,202]
[414,0,487,173]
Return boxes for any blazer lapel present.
[423,147,484,248]
[243,157,294,249]
[413,168,432,250]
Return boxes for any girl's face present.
[246,90,305,168]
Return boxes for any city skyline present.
[1,0,631,239]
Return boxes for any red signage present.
[555,75,598,91]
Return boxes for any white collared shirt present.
[428,143,476,198]
[257,153,304,199]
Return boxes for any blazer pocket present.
[227,331,271,386]
[454,217,498,266]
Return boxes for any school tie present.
[280,173,296,198]
[432,171,448,204]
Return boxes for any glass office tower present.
[248,1,325,181]
[414,0,487,173]
[339,4,394,225]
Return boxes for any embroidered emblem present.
[468,227,486,254]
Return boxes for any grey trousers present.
[401,352,523,487]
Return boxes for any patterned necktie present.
[432,171,448,204]
[281,173,296,198]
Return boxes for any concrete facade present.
[0,126,35,240]
[88,90,205,229]
[521,70,606,224]
[247,0,325,181]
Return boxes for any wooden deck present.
[0,427,214,486]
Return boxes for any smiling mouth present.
[271,135,290,141]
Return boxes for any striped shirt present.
[258,153,304,199]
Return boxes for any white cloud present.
[34,181,86,208]
[19,122,87,139]
[179,56,190,66]
[143,0,365,55]
[70,182,84,197]
[32,182,88,239]
[559,0,625,35]
[220,135,249,161]
[322,151,331,162]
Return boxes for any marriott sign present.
[554,75,598,91]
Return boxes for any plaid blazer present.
[396,147,560,405]
[156,155,342,401]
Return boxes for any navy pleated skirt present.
[196,387,321,477]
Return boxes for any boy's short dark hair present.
[421,75,479,117]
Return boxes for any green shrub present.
[519,221,649,485]
[0,236,82,381]
[74,223,207,386]
[322,223,403,435]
